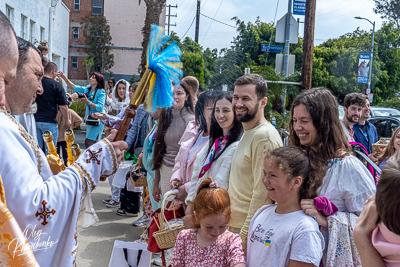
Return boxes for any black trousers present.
[57,141,68,165]
[120,182,141,214]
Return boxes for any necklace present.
[0,107,42,174]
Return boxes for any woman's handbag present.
[86,115,100,126]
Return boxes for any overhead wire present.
[176,1,197,36]
[200,13,236,28]
[200,0,224,45]
[181,16,197,39]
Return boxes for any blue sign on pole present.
[293,0,306,15]
[357,53,370,84]
[261,44,284,53]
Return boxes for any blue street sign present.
[261,44,284,53]
[293,0,306,15]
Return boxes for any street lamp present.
[355,16,375,94]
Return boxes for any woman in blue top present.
[60,71,106,148]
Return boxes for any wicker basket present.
[372,138,391,158]
[129,165,148,187]
[152,192,184,250]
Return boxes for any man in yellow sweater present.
[229,74,282,251]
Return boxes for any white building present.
[0,0,70,76]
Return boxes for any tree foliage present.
[81,15,114,73]
[170,17,400,112]
[138,0,166,77]
[374,0,400,27]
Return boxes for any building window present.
[71,57,78,69]
[40,27,45,42]
[20,15,27,39]
[92,0,103,14]
[72,27,79,40]
[29,20,35,43]
[6,5,14,26]
[74,0,80,10]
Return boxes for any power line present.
[176,1,197,36]
[182,16,196,39]
[200,0,224,44]
[200,13,236,28]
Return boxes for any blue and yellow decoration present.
[145,24,183,112]
[264,239,271,246]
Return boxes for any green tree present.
[82,55,94,83]
[81,15,114,73]
[182,51,205,86]
[374,0,400,27]
[138,0,166,77]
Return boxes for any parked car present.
[369,116,400,138]
[370,106,400,117]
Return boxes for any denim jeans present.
[108,176,121,202]
[36,122,58,154]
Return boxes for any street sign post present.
[275,14,299,44]
[261,44,284,53]
[357,53,370,84]
[293,0,306,15]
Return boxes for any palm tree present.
[138,0,167,77]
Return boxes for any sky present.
[165,0,384,51]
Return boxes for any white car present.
[370,106,400,117]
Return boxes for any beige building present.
[104,0,166,82]
[65,0,165,85]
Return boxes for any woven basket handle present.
[160,192,178,230]
[129,162,144,184]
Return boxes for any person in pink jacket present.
[170,91,220,200]
[354,152,400,267]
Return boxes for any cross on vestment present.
[35,200,56,226]
[86,148,103,165]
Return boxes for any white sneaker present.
[165,248,173,263]
[153,255,163,266]
[152,248,173,266]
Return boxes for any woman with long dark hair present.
[60,71,106,148]
[152,81,195,202]
[169,91,220,200]
[376,126,400,169]
[289,87,376,266]
[184,92,243,227]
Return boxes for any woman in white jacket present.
[108,79,130,116]
[184,92,243,227]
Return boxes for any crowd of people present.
[0,9,399,267]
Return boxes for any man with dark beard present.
[341,93,366,142]
[228,74,282,251]
[353,97,378,160]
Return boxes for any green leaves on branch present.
[81,15,114,73]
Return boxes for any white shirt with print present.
[246,204,324,267]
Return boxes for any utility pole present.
[301,0,316,89]
[166,4,177,35]
[283,0,293,77]
[195,0,201,43]
[368,21,375,94]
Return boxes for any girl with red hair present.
[169,178,245,267]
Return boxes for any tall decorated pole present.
[115,24,183,141]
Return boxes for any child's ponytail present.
[193,178,231,228]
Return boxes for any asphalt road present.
[73,129,156,267]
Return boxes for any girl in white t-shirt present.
[246,146,324,267]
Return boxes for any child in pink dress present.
[169,178,245,267]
